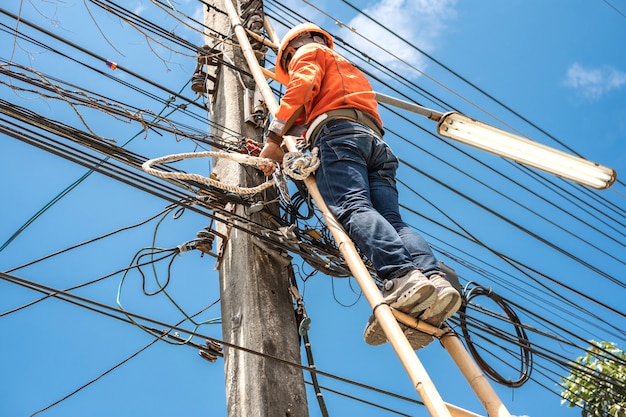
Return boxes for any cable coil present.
[459,282,533,388]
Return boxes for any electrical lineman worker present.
[258,23,461,349]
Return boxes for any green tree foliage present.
[561,341,626,417]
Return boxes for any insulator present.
[191,71,207,93]
[199,350,217,363]
[191,46,221,95]
[195,229,216,254]
[205,339,223,353]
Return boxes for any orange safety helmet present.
[275,23,334,84]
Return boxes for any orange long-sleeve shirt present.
[268,43,382,138]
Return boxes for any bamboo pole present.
[440,334,513,417]
[262,16,281,45]
[392,311,512,417]
[298,178,483,417]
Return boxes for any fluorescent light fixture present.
[437,112,617,190]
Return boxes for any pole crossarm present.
[221,3,513,417]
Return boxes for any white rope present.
[282,147,320,180]
[142,151,276,195]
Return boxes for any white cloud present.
[338,0,458,79]
[133,2,146,16]
[564,62,626,100]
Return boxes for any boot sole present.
[364,317,435,350]
[363,285,437,347]
[363,316,387,346]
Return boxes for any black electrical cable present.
[1,271,436,413]
[456,305,626,400]
[0,59,223,138]
[0,10,206,111]
[486,289,626,365]
[303,380,414,417]
[517,164,626,237]
[460,286,626,392]
[398,154,626,295]
[386,107,626,251]
[1,245,183,318]
[458,283,533,387]
[0,98,354,278]
[422,221,626,346]
[29,301,220,416]
[5,205,178,273]
[1,7,259,127]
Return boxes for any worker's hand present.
[258,141,284,176]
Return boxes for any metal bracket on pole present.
[221,4,512,417]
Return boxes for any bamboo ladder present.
[222,3,514,416]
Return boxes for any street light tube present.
[437,112,617,190]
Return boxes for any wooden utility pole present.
[203,1,309,416]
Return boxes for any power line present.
[601,0,626,19]
[1,271,434,414]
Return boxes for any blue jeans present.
[314,120,440,281]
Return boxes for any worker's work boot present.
[363,316,435,349]
[382,269,436,314]
[363,314,387,346]
[418,273,462,327]
[403,272,462,350]
[364,270,436,346]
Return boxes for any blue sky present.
[1,1,625,417]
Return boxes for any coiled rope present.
[141,148,320,195]
[142,151,276,195]
[143,148,321,196]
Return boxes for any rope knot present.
[282,147,320,180]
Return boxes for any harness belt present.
[305,108,384,144]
